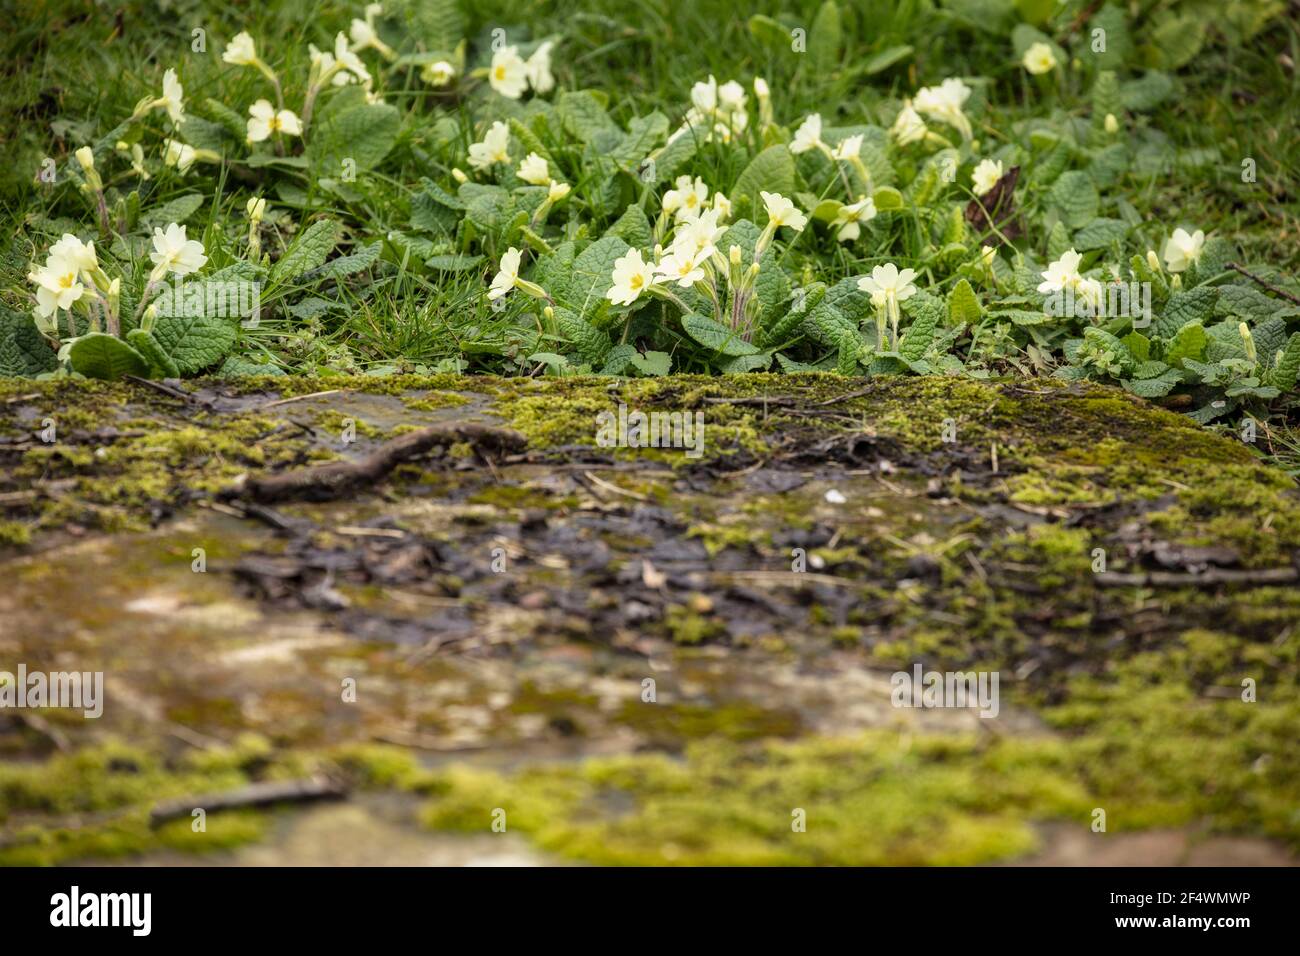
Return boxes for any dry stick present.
[1227,262,1300,308]
[234,423,528,503]
[149,777,348,826]
[1095,567,1298,588]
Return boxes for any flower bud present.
[452,167,468,184]
[1104,113,1119,134]
[75,147,95,173]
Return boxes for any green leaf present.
[150,311,238,375]
[1156,288,1218,338]
[1121,331,1151,362]
[1121,71,1176,112]
[630,350,671,376]
[836,331,861,375]
[748,15,789,49]
[899,311,938,361]
[141,194,204,228]
[1266,333,1300,390]
[682,313,759,356]
[312,242,382,281]
[1073,217,1129,252]
[1124,369,1182,398]
[611,113,668,168]
[553,306,611,365]
[557,90,619,144]
[270,219,340,283]
[731,145,796,219]
[309,102,401,174]
[1046,221,1072,261]
[399,0,464,53]
[125,328,179,377]
[1049,171,1099,230]
[1163,322,1207,369]
[862,45,912,75]
[67,333,149,380]
[0,309,57,376]
[566,236,630,317]
[947,279,981,325]
[808,1,842,75]
[605,204,653,249]
[218,355,284,378]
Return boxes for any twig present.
[1228,262,1300,307]
[259,389,344,409]
[230,423,527,503]
[149,776,348,826]
[124,375,211,407]
[1095,567,1298,588]
[583,470,650,501]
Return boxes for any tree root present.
[229,423,528,503]
[150,777,348,826]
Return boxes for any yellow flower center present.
[58,272,75,289]
[628,274,644,292]
[268,116,282,132]
[493,66,507,81]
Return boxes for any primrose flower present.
[607,249,655,306]
[976,242,995,265]
[332,32,371,85]
[761,191,807,232]
[690,75,720,113]
[526,41,556,94]
[1037,249,1085,294]
[489,45,529,99]
[164,139,199,172]
[914,78,972,141]
[158,68,185,123]
[791,114,827,155]
[655,249,706,288]
[663,175,709,221]
[222,31,258,66]
[547,181,571,202]
[1022,42,1057,75]
[753,76,773,128]
[30,255,85,318]
[890,101,927,146]
[246,100,302,142]
[349,18,393,58]
[679,74,748,142]
[148,223,207,281]
[858,263,918,309]
[712,192,732,222]
[1162,228,1205,274]
[833,196,877,243]
[832,134,863,162]
[423,60,456,87]
[489,247,522,300]
[858,262,918,346]
[673,208,726,261]
[518,152,551,186]
[972,158,1003,197]
[126,143,149,179]
[717,80,747,114]
[247,197,267,222]
[50,234,99,276]
[468,121,511,170]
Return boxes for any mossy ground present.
[1,374,1297,865]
